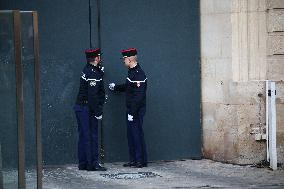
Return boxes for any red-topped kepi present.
[85,48,101,60]
[121,48,137,58]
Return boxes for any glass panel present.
[21,11,37,188]
[0,10,19,189]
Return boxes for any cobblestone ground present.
[3,159,284,189]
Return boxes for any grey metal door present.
[101,0,201,162]
[0,0,200,165]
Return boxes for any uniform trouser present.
[74,104,98,168]
[127,106,147,164]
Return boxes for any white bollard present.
[268,82,277,170]
[267,81,277,170]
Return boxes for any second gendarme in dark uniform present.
[109,48,148,168]
[74,48,106,171]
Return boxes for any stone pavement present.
[41,159,284,189]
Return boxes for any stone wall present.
[201,0,284,164]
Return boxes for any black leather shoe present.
[78,166,87,170]
[134,162,144,168]
[86,164,107,171]
[123,162,137,167]
[133,162,148,168]
[86,166,94,171]
[93,164,107,171]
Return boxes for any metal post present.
[32,11,43,189]
[269,82,277,170]
[96,0,101,48]
[89,0,93,48]
[13,10,26,189]
[96,0,105,163]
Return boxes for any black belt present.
[77,100,88,106]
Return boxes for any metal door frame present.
[32,11,43,189]
[13,10,25,189]
[0,10,43,189]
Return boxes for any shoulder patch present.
[81,73,87,81]
[90,81,96,86]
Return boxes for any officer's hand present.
[100,66,104,72]
[109,83,115,91]
[95,115,103,120]
[128,114,133,122]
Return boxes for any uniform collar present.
[128,63,140,71]
[88,62,100,70]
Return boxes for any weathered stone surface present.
[267,57,284,81]
[201,0,284,165]
[203,102,266,164]
[268,35,284,55]
[215,104,239,127]
[228,81,265,105]
[231,7,267,81]
[201,57,232,104]
[267,0,284,9]
[202,77,222,103]
[268,10,284,32]
[237,133,266,164]
[276,82,284,103]
[232,0,266,13]
[202,102,218,131]
[203,127,240,163]
[201,14,232,58]
[201,0,232,14]
[276,103,284,163]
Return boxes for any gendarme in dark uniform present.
[109,48,148,168]
[74,48,106,171]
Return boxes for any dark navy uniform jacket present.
[76,63,105,117]
[114,64,147,116]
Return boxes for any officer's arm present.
[83,71,99,115]
[98,79,105,107]
[114,84,126,92]
[78,72,88,101]
[95,80,105,117]
[88,85,102,116]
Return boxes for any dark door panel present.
[101,0,201,161]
